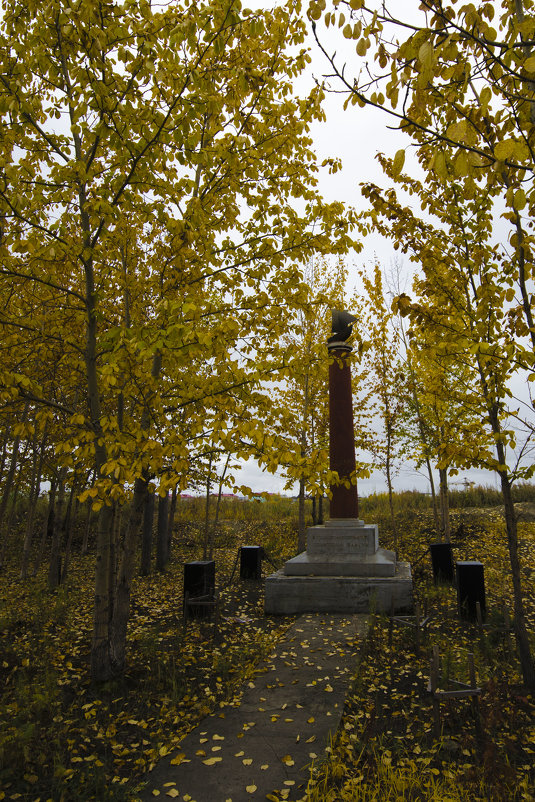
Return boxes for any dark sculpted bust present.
[328,309,357,344]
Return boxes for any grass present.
[0,488,534,800]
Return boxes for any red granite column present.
[328,343,359,519]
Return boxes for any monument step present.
[265,563,414,615]
[283,547,396,577]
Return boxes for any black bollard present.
[183,560,216,619]
[239,546,263,580]
[430,542,454,584]
[456,561,486,621]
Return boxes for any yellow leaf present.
[242,758,253,765]
[282,754,295,766]
[246,786,257,794]
[392,149,405,176]
[513,188,526,210]
[170,753,186,766]
[166,791,180,799]
[307,717,315,724]
[494,139,516,161]
[433,151,447,180]
[454,150,469,176]
[524,55,535,71]
[418,41,433,69]
[203,757,222,765]
[356,38,367,56]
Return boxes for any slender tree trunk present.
[109,475,148,676]
[156,492,169,572]
[0,425,11,483]
[20,425,48,580]
[48,475,66,591]
[167,485,178,561]
[425,458,440,532]
[0,427,23,566]
[81,470,96,556]
[140,490,154,576]
[203,456,212,560]
[90,503,115,680]
[60,480,78,583]
[438,466,451,542]
[385,434,398,554]
[209,453,231,560]
[81,500,93,556]
[33,479,56,575]
[491,412,535,688]
[318,494,324,525]
[297,477,306,553]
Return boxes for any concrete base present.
[265,562,413,615]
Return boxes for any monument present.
[265,310,413,615]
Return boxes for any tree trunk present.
[167,485,178,561]
[208,453,231,560]
[33,479,56,575]
[203,456,212,560]
[60,480,78,583]
[81,500,93,556]
[0,424,11,481]
[0,428,23,567]
[385,446,398,554]
[439,466,451,542]
[109,475,148,677]
[90,503,115,681]
[20,425,48,580]
[156,492,169,572]
[140,490,154,576]
[318,494,324,525]
[48,475,65,591]
[492,420,535,688]
[297,477,306,553]
[425,458,440,532]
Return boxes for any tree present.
[361,150,535,687]
[352,263,410,550]
[0,0,356,679]
[268,257,349,551]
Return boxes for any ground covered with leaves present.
[303,508,535,801]
[0,520,295,801]
[1,507,534,801]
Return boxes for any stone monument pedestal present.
[265,518,413,615]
